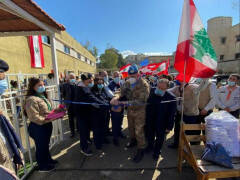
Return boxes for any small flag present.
[140,61,169,76]
[120,64,131,78]
[174,0,217,82]
[152,61,169,75]
[29,35,45,68]
[140,58,149,66]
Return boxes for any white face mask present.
[128,78,136,84]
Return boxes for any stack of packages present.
[205,111,240,157]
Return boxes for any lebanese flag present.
[152,61,169,75]
[140,63,159,75]
[174,0,217,82]
[120,64,131,78]
[29,35,45,68]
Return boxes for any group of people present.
[0,59,239,175]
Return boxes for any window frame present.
[220,37,226,45]
[64,45,70,54]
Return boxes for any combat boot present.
[133,149,144,163]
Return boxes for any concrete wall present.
[0,31,96,76]
[207,16,240,73]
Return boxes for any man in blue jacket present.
[145,78,177,160]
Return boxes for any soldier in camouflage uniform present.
[111,64,150,163]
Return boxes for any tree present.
[83,40,98,58]
[99,49,118,69]
[90,46,98,58]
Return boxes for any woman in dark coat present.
[74,74,108,156]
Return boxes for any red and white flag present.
[29,35,45,68]
[174,0,217,82]
[120,64,131,78]
[140,61,169,76]
[152,61,169,75]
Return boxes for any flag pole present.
[177,55,187,172]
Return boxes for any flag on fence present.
[29,35,45,68]
[120,64,131,78]
[174,0,217,82]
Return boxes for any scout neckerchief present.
[226,86,237,101]
[35,93,52,111]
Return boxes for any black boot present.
[133,149,144,163]
[125,139,137,148]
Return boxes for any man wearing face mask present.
[145,78,177,160]
[111,64,150,163]
[108,71,126,146]
[217,74,240,118]
[109,71,121,92]
[60,73,77,138]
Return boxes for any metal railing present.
[1,73,63,179]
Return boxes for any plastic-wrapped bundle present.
[205,111,240,157]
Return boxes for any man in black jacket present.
[145,78,177,160]
[60,73,77,138]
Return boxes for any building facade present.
[0,31,96,76]
[207,17,240,74]
[125,54,146,64]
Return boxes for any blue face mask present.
[88,82,94,88]
[228,80,236,87]
[0,79,8,95]
[155,88,165,96]
[114,77,120,84]
[104,76,109,83]
[36,86,46,94]
[69,79,76,84]
[97,84,104,89]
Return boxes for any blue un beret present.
[128,64,138,75]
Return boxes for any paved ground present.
[27,116,198,180]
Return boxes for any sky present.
[35,0,239,57]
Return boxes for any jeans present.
[111,110,124,140]
[28,122,53,169]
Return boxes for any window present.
[81,55,85,61]
[220,55,224,60]
[42,35,50,44]
[235,53,240,59]
[236,35,240,42]
[77,53,81,59]
[220,37,226,44]
[85,57,88,62]
[64,45,70,54]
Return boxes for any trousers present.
[127,107,146,149]
[28,122,53,168]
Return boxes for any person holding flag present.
[168,0,218,147]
